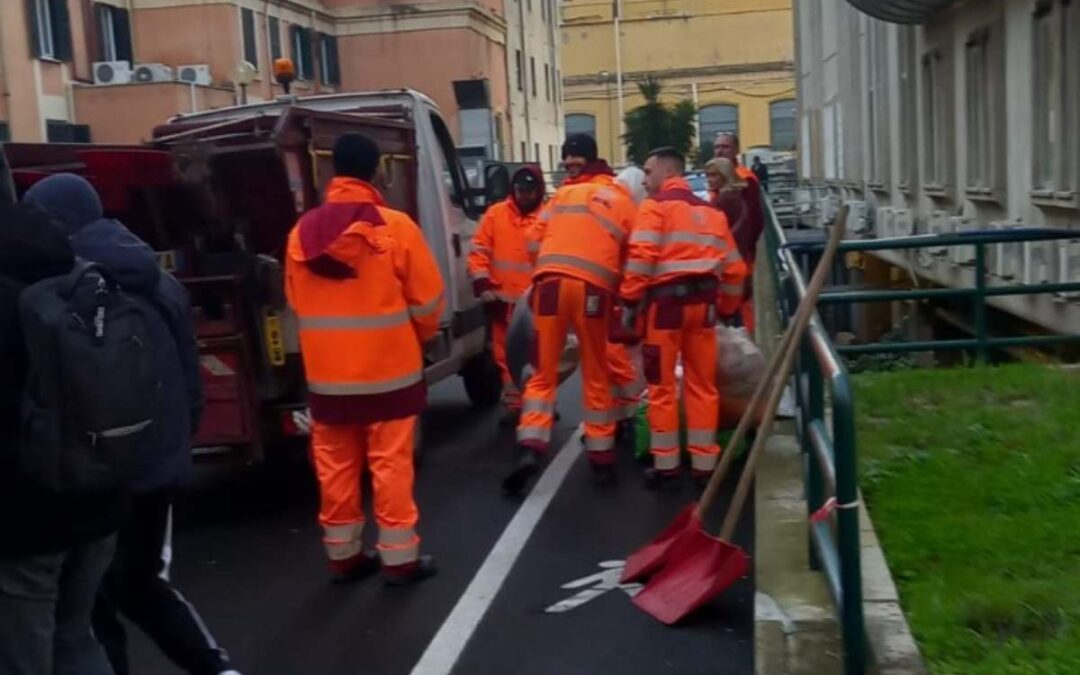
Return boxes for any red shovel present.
[622,210,848,586]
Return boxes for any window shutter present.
[26,0,42,58]
[269,17,281,61]
[328,36,340,85]
[50,0,73,61]
[242,8,257,67]
[114,7,133,63]
[301,29,313,79]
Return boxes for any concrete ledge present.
[860,503,930,675]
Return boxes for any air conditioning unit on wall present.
[990,219,1024,280]
[178,65,212,86]
[1024,240,1055,285]
[949,216,977,266]
[133,63,174,83]
[876,207,894,238]
[93,61,132,85]
[1056,240,1080,298]
[893,208,914,238]
[927,211,950,257]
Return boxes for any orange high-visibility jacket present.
[736,164,758,184]
[286,177,445,425]
[530,172,637,292]
[467,197,540,303]
[620,176,748,316]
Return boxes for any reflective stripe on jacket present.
[531,174,636,292]
[620,177,747,316]
[467,197,539,303]
[286,177,445,424]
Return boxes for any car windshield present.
[685,174,708,192]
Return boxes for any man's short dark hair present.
[562,134,598,163]
[647,146,686,173]
[716,132,741,149]
[333,133,381,181]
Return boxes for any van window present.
[430,112,472,213]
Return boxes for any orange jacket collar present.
[326,177,386,206]
[660,176,691,192]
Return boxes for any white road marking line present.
[409,426,585,675]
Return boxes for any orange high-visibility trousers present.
[311,416,420,567]
[642,300,720,475]
[490,306,522,411]
[518,274,616,464]
[607,342,644,420]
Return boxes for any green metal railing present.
[764,204,1080,675]
[764,205,864,675]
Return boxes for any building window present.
[699,104,739,147]
[565,113,597,138]
[555,69,561,102]
[530,57,537,97]
[241,8,258,68]
[520,141,527,162]
[549,145,556,172]
[544,64,551,101]
[28,0,72,61]
[290,25,314,80]
[965,23,1004,195]
[269,17,282,62]
[0,121,9,142]
[922,49,951,189]
[45,120,91,143]
[1032,0,1078,197]
[867,22,889,186]
[898,26,917,188]
[94,3,131,63]
[515,50,524,92]
[769,99,796,152]
[319,34,340,86]
[535,142,541,163]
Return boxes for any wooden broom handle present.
[696,208,849,519]
[717,211,847,540]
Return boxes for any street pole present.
[613,0,625,166]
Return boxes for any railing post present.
[974,242,988,364]
[805,345,825,571]
[832,377,865,675]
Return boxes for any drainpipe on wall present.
[518,0,532,160]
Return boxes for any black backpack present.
[18,262,159,493]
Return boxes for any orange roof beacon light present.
[274,58,296,94]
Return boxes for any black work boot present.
[383,555,438,587]
[502,447,541,495]
[615,419,637,449]
[644,467,681,491]
[329,550,380,584]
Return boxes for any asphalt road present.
[128,375,754,675]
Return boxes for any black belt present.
[647,277,717,301]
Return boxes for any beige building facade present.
[0,0,562,174]
[560,0,796,166]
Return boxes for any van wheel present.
[461,349,503,408]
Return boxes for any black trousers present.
[92,487,232,675]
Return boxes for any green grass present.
[855,365,1080,675]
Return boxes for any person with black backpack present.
[23,174,241,675]
[0,203,124,675]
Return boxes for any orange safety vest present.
[285,177,445,424]
[620,176,747,316]
[467,197,540,303]
[531,172,637,293]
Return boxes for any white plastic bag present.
[715,325,767,428]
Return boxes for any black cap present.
[562,134,598,163]
[513,171,539,188]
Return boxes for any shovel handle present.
[696,208,849,519]
[717,210,848,541]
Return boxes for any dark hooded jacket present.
[23,174,203,493]
[0,204,126,556]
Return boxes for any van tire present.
[461,349,503,408]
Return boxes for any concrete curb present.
[859,500,930,675]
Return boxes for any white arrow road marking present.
[544,560,643,614]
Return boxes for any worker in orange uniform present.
[714,133,764,335]
[468,167,546,425]
[618,147,748,489]
[503,134,638,494]
[286,133,443,585]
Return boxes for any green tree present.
[622,77,697,166]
